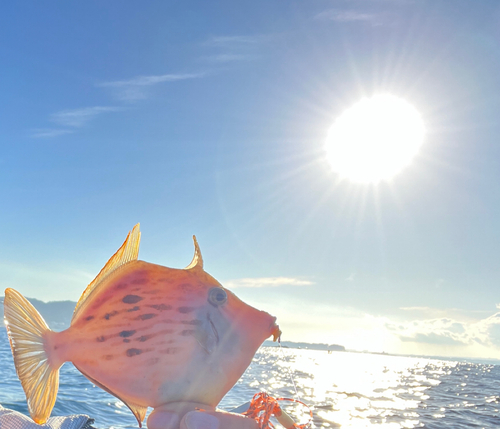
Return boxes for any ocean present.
[0,328,498,428]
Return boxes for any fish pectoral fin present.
[193,319,218,354]
[72,224,141,323]
[75,365,147,427]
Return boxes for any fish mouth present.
[270,317,281,342]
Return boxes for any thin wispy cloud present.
[204,54,254,63]
[51,106,121,128]
[316,9,378,22]
[98,72,205,101]
[202,35,262,48]
[100,73,205,88]
[345,273,356,282]
[201,34,266,64]
[31,128,74,138]
[225,277,314,289]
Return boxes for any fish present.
[3,224,281,426]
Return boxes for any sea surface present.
[0,329,499,428]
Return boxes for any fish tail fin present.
[3,288,59,424]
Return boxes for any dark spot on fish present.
[104,355,114,360]
[178,307,195,314]
[181,319,202,325]
[150,304,172,311]
[85,315,95,321]
[126,306,140,312]
[96,336,106,342]
[131,278,148,285]
[53,345,58,350]
[119,330,136,338]
[137,334,154,342]
[126,348,143,357]
[123,339,131,343]
[160,347,179,354]
[104,310,119,320]
[114,283,128,290]
[137,313,157,320]
[180,330,195,336]
[178,283,195,291]
[122,295,143,304]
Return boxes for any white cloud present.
[345,273,356,282]
[248,294,500,358]
[435,278,445,288]
[31,128,74,138]
[315,9,379,22]
[51,106,121,128]
[225,277,314,288]
[99,73,205,88]
[98,73,205,101]
[201,35,266,65]
[202,35,262,48]
[387,310,500,353]
[203,54,253,63]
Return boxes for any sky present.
[1,0,500,359]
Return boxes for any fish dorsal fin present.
[184,235,203,270]
[75,365,147,427]
[72,224,141,322]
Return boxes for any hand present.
[147,406,259,429]
[181,410,259,429]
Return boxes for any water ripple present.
[1,330,498,428]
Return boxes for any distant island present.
[263,340,345,352]
[0,296,76,331]
[0,296,345,352]
[0,297,346,353]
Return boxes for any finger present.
[146,409,180,429]
[180,411,219,429]
[181,410,259,429]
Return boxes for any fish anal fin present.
[75,365,147,427]
[72,224,141,322]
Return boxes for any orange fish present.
[3,224,280,426]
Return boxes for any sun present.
[325,94,425,183]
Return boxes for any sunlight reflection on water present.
[1,328,499,428]
[223,348,499,428]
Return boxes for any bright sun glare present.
[325,94,425,183]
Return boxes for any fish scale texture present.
[0,406,95,429]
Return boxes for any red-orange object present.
[243,392,313,429]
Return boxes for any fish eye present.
[208,287,227,306]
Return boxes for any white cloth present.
[0,406,95,429]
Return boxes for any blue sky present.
[1,0,500,358]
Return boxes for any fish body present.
[4,225,280,426]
